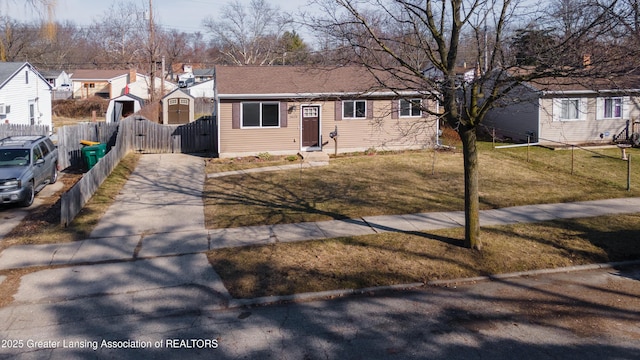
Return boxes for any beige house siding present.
[538,96,638,145]
[218,98,438,158]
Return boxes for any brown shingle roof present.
[70,69,130,81]
[215,66,406,96]
[508,66,640,93]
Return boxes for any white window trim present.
[240,101,281,129]
[596,96,628,120]
[342,100,367,119]
[399,98,423,118]
[554,98,587,122]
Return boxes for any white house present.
[186,79,214,98]
[70,69,177,100]
[41,70,71,90]
[0,62,52,129]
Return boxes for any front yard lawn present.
[208,213,640,298]
[204,144,640,229]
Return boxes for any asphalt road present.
[0,265,638,359]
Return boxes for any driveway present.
[0,179,64,241]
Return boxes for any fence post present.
[492,128,496,149]
[571,145,575,175]
[628,154,632,192]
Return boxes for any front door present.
[301,106,320,148]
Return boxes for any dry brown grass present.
[204,144,640,229]
[207,213,640,298]
[205,143,640,298]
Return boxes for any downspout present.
[213,67,220,156]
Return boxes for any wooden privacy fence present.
[57,122,119,170]
[60,121,132,226]
[59,115,218,225]
[123,116,217,154]
[0,124,50,138]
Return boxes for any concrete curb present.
[222,260,640,309]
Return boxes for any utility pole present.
[149,0,155,103]
[161,56,165,97]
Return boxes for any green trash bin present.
[81,143,107,170]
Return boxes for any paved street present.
[0,153,639,359]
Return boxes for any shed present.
[105,93,145,123]
[160,89,195,125]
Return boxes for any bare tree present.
[89,1,147,68]
[308,0,630,250]
[202,0,291,65]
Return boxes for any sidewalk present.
[1,154,640,305]
[2,194,640,271]
[1,153,639,359]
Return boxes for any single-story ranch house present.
[213,66,440,158]
[485,75,640,145]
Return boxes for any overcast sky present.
[5,0,312,34]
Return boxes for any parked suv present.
[0,136,58,207]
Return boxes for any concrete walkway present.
[1,193,639,271]
[0,153,639,309]
[0,154,640,270]
[1,154,639,359]
[1,153,640,303]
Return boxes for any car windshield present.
[0,149,30,167]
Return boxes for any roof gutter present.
[217,90,435,100]
[541,89,640,96]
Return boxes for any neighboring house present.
[485,76,640,145]
[70,69,177,100]
[214,66,439,158]
[187,79,214,98]
[41,70,71,90]
[160,89,195,125]
[41,70,72,100]
[193,68,215,83]
[105,93,145,123]
[0,62,52,129]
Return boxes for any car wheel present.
[20,181,35,208]
[50,163,58,184]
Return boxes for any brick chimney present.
[129,69,137,83]
[583,54,592,69]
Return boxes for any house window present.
[343,100,366,119]
[29,102,35,125]
[602,97,622,119]
[242,102,279,128]
[0,104,9,115]
[25,71,29,84]
[400,99,422,117]
[84,83,96,88]
[559,99,582,121]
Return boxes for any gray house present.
[485,76,640,145]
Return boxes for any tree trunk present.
[460,125,482,250]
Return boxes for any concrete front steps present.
[299,151,330,163]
